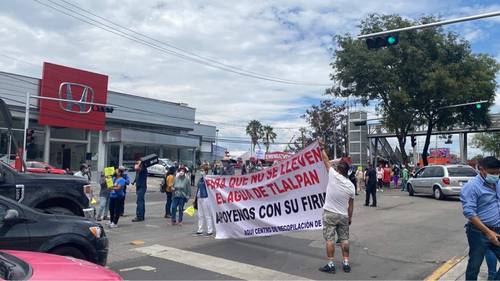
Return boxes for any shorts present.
[323,210,350,242]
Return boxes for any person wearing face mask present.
[171,167,191,226]
[460,156,500,281]
[74,163,91,181]
[195,164,214,236]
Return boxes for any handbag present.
[193,196,198,210]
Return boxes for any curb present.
[424,255,467,281]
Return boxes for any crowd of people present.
[90,150,499,278]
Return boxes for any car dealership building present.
[0,62,223,172]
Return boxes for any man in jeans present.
[132,160,148,222]
[460,156,500,280]
[319,142,355,274]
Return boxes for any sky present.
[0,0,499,157]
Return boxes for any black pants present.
[165,191,173,216]
[365,185,377,206]
[109,197,124,224]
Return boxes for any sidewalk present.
[433,253,489,281]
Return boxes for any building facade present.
[348,111,368,167]
[0,62,220,172]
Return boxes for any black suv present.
[0,195,108,265]
[0,161,94,217]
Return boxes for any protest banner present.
[205,141,328,239]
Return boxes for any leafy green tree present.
[472,132,500,157]
[262,125,277,153]
[246,120,263,153]
[330,14,499,166]
[287,127,313,152]
[302,100,347,158]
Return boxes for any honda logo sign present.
[39,62,108,131]
[58,82,95,114]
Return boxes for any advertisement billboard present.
[39,62,108,130]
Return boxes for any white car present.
[147,158,173,177]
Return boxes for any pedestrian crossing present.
[133,244,312,280]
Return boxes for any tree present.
[330,14,499,166]
[246,120,263,153]
[262,125,277,153]
[472,132,500,157]
[302,100,347,158]
[287,127,313,153]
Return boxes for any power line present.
[32,0,331,87]
[57,0,330,87]
[0,73,305,130]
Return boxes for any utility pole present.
[301,129,305,149]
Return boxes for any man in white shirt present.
[319,143,355,274]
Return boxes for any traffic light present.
[26,129,35,144]
[366,34,399,50]
[411,136,417,147]
[92,105,114,113]
[475,103,482,109]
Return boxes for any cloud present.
[0,0,499,153]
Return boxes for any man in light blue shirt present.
[460,156,500,280]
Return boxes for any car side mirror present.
[3,209,20,223]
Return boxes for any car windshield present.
[0,253,15,280]
[447,167,477,177]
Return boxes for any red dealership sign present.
[264,152,294,162]
[39,62,108,130]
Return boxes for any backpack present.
[160,176,167,193]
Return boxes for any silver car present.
[407,165,478,200]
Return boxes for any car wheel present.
[433,187,444,200]
[50,246,86,260]
[407,184,414,196]
[45,206,76,216]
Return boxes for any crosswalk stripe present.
[133,244,312,280]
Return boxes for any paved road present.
[103,187,468,280]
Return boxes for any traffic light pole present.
[22,94,115,162]
[22,92,30,162]
[358,10,500,39]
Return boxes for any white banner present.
[205,141,328,239]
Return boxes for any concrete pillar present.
[86,130,91,153]
[118,142,124,167]
[460,133,468,163]
[43,125,50,163]
[192,148,196,167]
[159,146,164,158]
[97,131,106,173]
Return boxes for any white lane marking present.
[119,266,157,272]
[134,244,312,280]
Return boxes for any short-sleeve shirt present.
[136,166,148,188]
[110,177,125,198]
[323,167,356,216]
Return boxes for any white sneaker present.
[109,223,115,228]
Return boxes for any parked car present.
[0,161,94,217]
[10,161,66,174]
[147,158,173,177]
[406,165,478,200]
[0,250,121,280]
[0,195,108,266]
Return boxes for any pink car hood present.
[4,251,121,281]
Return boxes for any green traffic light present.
[476,103,482,109]
[387,36,396,45]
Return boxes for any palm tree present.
[246,120,263,153]
[262,125,277,153]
